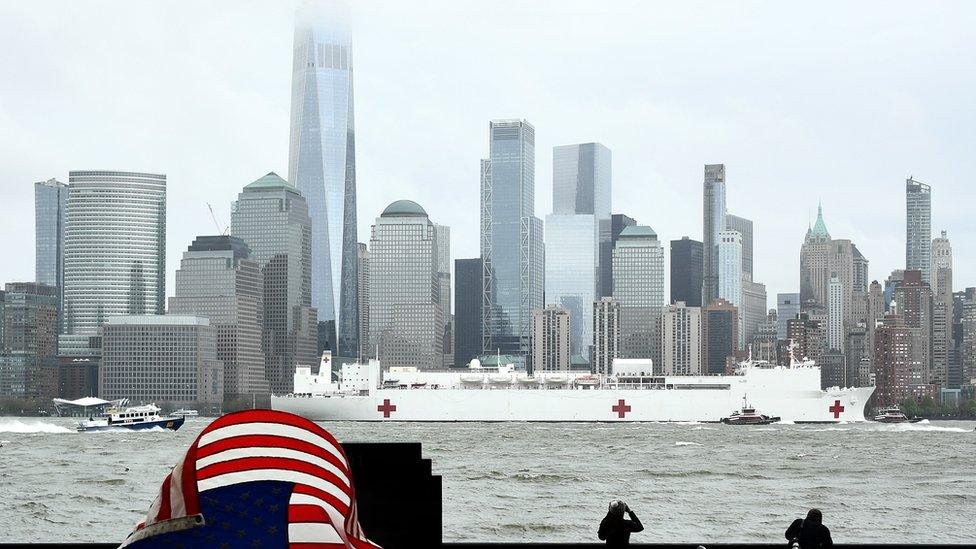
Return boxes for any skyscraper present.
[356,242,370,360]
[726,214,753,280]
[0,283,58,399]
[741,279,767,346]
[168,235,268,401]
[481,120,543,366]
[800,203,831,307]
[776,293,801,341]
[670,237,703,307]
[607,214,636,296]
[592,297,619,376]
[368,200,443,369]
[703,298,738,374]
[873,312,912,408]
[231,173,317,394]
[660,302,702,375]
[34,179,68,328]
[61,170,166,356]
[434,225,452,363]
[288,1,359,358]
[717,230,743,346]
[852,245,869,293]
[931,231,953,388]
[906,177,932,285]
[545,143,611,359]
[454,258,483,369]
[893,270,933,386]
[828,277,844,351]
[702,164,726,305]
[532,306,571,372]
[612,226,665,365]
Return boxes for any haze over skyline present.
[1,1,973,303]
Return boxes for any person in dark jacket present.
[598,500,644,547]
[785,508,833,549]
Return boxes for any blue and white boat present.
[77,404,184,432]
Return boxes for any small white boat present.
[872,407,922,423]
[77,404,184,432]
[171,408,199,417]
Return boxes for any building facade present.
[741,279,767,348]
[703,298,738,375]
[592,297,620,376]
[872,313,912,407]
[230,173,317,394]
[532,306,571,372]
[60,171,166,356]
[931,231,953,388]
[481,120,544,366]
[827,277,845,351]
[612,226,665,364]
[906,177,932,285]
[660,302,702,375]
[702,164,726,306]
[607,214,637,297]
[368,201,443,369]
[34,179,68,327]
[454,258,483,368]
[726,214,753,280]
[168,235,268,401]
[99,315,223,405]
[776,293,801,341]
[670,237,704,307]
[356,242,370,360]
[0,283,58,399]
[893,270,933,386]
[288,1,359,357]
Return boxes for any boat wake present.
[0,420,72,434]
[674,441,703,447]
[885,423,970,433]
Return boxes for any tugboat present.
[721,397,781,425]
[77,404,185,432]
[872,407,923,423]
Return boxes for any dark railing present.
[6,443,973,548]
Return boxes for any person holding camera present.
[598,499,644,547]
[786,508,833,549]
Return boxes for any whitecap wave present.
[0,420,72,434]
[675,441,702,446]
[887,423,970,433]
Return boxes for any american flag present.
[120,409,381,549]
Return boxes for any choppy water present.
[1,417,974,544]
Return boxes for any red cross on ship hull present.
[611,399,632,419]
[377,398,397,418]
[828,400,845,419]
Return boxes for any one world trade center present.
[288,1,358,358]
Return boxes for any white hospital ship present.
[272,348,875,423]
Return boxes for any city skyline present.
[1,1,974,306]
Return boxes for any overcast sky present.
[1,1,974,306]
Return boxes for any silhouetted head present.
[608,500,627,517]
[806,508,823,525]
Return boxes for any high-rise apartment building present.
[99,315,223,405]
[546,143,611,359]
[288,1,359,357]
[660,302,702,375]
[60,171,166,356]
[702,164,726,306]
[454,258,483,369]
[230,173,317,394]
[893,270,933,386]
[931,231,953,388]
[703,298,738,375]
[827,277,845,351]
[776,293,801,341]
[726,214,753,280]
[670,237,704,307]
[741,279,767,347]
[34,179,68,328]
[168,235,268,401]
[0,283,58,399]
[612,226,665,364]
[906,177,932,285]
[481,120,543,366]
[592,297,619,376]
[532,306,571,372]
[872,312,912,408]
[368,201,443,369]
[717,230,742,346]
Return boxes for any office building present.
[702,164,726,305]
[703,298,738,375]
[607,214,637,296]
[454,258,483,368]
[230,172,317,394]
[34,179,68,328]
[670,237,703,307]
[660,302,702,375]
[168,235,268,401]
[532,306,571,372]
[931,231,953,388]
[776,293,801,341]
[726,214,753,280]
[906,177,932,285]
[592,297,620,376]
[60,170,166,357]
[99,315,223,405]
[0,283,58,399]
[741,279,767,347]
[368,200,443,369]
[481,120,544,366]
[288,1,359,357]
[612,226,665,364]
[357,242,370,360]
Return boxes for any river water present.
[1,417,974,544]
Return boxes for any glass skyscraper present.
[612,226,665,364]
[481,120,544,367]
[545,143,611,360]
[34,178,68,327]
[60,170,166,354]
[702,164,726,306]
[906,177,932,284]
[288,1,358,358]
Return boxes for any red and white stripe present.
[130,410,380,548]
